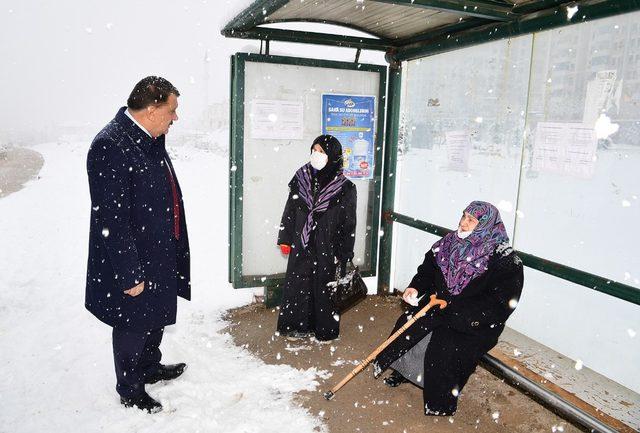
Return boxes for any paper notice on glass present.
[445,130,470,171]
[532,122,597,178]
[583,70,617,125]
[250,99,304,140]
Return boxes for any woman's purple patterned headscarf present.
[432,201,510,295]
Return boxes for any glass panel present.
[392,224,440,291]
[516,13,640,291]
[392,13,640,396]
[508,268,640,394]
[395,35,533,239]
[241,61,381,277]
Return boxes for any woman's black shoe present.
[120,392,162,413]
[145,363,187,384]
[383,370,408,387]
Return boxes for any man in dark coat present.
[277,135,357,342]
[85,76,190,413]
[373,202,523,416]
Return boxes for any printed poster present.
[322,94,376,180]
[250,99,304,140]
[444,130,471,172]
[532,122,598,178]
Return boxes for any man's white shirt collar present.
[125,108,153,138]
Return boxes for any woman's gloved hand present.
[279,244,291,255]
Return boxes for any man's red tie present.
[164,158,180,240]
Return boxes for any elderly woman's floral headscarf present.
[432,201,510,295]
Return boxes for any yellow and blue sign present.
[322,94,376,180]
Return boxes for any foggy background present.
[0,0,386,146]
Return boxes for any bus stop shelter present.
[223,1,640,431]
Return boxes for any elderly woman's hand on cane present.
[402,287,419,306]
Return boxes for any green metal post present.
[377,60,403,295]
[229,54,246,287]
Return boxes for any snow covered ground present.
[0,140,327,433]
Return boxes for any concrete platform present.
[496,327,639,430]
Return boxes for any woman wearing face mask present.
[276,135,357,342]
[372,201,523,416]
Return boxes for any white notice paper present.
[583,70,618,125]
[532,122,598,178]
[250,99,304,140]
[445,130,471,171]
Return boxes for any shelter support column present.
[377,57,402,295]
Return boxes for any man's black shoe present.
[120,392,162,413]
[383,370,408,387]
[145,363,187,384]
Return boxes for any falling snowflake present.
[101,227,110,238]
[594,114,619,140]
[566,5,579,20]
[574,359,583,370]
[497,200,513,213]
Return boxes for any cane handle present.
[414,294,447,319]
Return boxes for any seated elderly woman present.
[373,201,523,416]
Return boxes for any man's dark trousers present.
[112,327,164,398]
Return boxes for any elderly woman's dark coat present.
[85,107,191,332]
[276,136,357,341]
[374,245,523,416]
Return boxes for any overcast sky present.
[0,0,386,144]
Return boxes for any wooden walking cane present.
[323,294,447,400]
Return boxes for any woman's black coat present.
[374,245,523,415]
[85,107,190,332]
[276,171,357,341]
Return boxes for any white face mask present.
[310,150,328,170]
[457,228,473,239]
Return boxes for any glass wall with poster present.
[392,12,640,397]
[229,54,386,288]
[393,35,533,286]
[510,12,640,394]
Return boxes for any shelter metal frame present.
[224,1,640,431]
[229,52,387,289]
